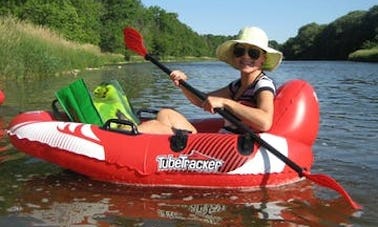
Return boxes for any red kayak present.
[7,79,319,188]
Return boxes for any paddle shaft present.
[145,53,304,175]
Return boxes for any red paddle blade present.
[123,27,147,57]
[302,171,362,210]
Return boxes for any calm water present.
[0,61,377,226]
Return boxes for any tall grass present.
[348,47,378,62]
[0,16,124,80]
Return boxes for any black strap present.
[222,126,245,134]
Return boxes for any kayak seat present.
[55,78,140,126]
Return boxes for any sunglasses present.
[233,45,263,59]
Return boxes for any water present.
[0,61,377,226]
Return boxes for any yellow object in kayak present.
[92,80,140,125]
[55,79,139,126]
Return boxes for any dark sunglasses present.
[233,45,263,59]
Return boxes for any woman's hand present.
[202,96,227,114]
[170,70,188,86]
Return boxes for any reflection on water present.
[1,169,355,226]
[0,61,377,226]
[0,116,13,162]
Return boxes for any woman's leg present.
[137,108,197,134]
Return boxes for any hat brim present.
[216,40,283,71]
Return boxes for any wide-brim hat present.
[216,26,283,71]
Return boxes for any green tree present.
[281,23,325,59]
[70,0,104,45]
[100,0,144,53]
[282,6,377,60]
[18,0,82,41]
[316,11,366,59]
[0,0,28,15]
[359,5,378,48]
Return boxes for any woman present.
[137,26,283,135]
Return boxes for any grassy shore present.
[348,47,378,62]
[0,16,124,80]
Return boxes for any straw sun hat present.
[216,26,283,71]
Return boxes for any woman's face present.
[232,43,266,73]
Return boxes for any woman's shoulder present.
[255,75,276,93]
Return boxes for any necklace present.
[233,72,265,100]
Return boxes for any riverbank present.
[0,16,124,80]
[1,15,375,81]
[348,47,378,62]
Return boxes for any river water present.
[0,61,377,226]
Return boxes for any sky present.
[141,0,377,43]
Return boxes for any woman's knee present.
[157,108,177,117]
[156,108,197,133]
[156,108,180,122]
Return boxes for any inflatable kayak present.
[7,79,319,188]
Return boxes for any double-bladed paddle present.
[123,27,362,210]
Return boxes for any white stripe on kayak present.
[9,121,105,161]
[228,133,288,174]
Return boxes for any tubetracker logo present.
[156,151,223,173]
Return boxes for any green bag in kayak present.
[55,78,103,125]
[56,78,140,126]
[92,80,140,125]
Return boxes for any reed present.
[0,16,124,80]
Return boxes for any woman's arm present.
[204,90,275,132]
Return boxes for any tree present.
[282,6,377,60]
[100,0,144,53]
[70,0,104,45]
[359,5,378,48]
[0,0,28,16]
[281,23,325,59]
[316,11,366,59]
[18,0,82,41]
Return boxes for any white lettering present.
[156,154,223,173]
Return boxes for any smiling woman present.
[125,26,282,134]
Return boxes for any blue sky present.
[141,0,377,43]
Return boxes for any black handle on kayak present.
[102,119,139,135]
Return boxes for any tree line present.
[1,0,376,61]
[281,5,377,60]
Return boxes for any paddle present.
[123,27,362,210]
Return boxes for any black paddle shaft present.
[145,53,304,176]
